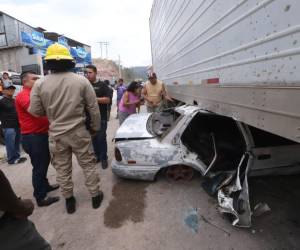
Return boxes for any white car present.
[112,105,300,227]
[0,72,22,97]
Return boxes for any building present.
[0,11,92,74]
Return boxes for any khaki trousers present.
[49,126,100,198]
[146,102,163,113]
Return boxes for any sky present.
[0,0,154,67]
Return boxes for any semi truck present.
[150,0,300,143]
[148,0,300,226]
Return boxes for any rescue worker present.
[142,72,173,113]
[85,65,110,169]
[29,43,103,214]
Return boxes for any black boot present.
[101,160,108,169]
[37,196,60,207]
[47,184,59,193]
[92,192,104,209]
[66,196,76,214]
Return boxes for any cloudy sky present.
[0,0,154,67]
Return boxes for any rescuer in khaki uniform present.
[29,43,103,214]
[142,72,173,113]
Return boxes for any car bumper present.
[112,160,161,181]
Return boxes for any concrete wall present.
[0,46,42,73]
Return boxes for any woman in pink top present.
[118,81,141,125]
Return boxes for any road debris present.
[201,215,231,236]
[253,202,271,217]
[218,154,252,227]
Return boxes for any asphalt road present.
[0,106,300,250]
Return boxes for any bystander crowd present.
[0,81,27,164]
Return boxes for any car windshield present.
[146,109,181,137]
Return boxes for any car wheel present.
[166,165,194,181]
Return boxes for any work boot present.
[37,196,60,207]
[9,157,27,165]
[92,192,104,209]
[16,157,27,164]
[66,196,76,214]
[47,184,59,193]
[101,160,108,169]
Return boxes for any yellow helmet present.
[45,43,74,61]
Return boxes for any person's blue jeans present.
[92,120,108,162]
[22,134,50,202]
[3,128,21,164]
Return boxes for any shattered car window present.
[147,109,181,137]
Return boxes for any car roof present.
[174,105,211,116]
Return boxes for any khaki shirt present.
[29,72,100,137]
[145,80,164,105]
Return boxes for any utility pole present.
[97,41,109,58]
[104,42,109,58]
[97,42,103,58]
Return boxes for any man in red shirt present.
[15,71,59,207]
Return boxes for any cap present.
[3,82,16,90]
[148,72,157,79]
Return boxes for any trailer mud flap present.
[217,153,253,227]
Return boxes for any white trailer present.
[149,0,300,227]
[150,0,300,142]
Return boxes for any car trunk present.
[114,113,153,141]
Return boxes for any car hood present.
[115,113,154,140]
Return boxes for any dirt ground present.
[1,105,300,250]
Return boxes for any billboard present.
[21,31,53,51]
[58,36,68,47]
[70,47,92,64]
[21,31,91,65]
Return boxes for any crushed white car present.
[112,105,300,227]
